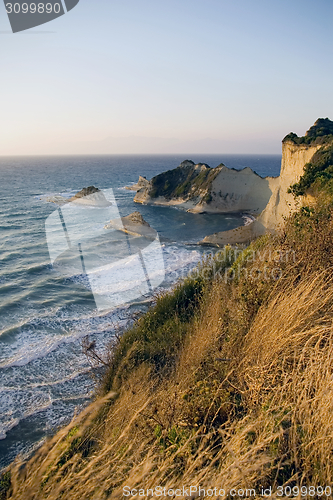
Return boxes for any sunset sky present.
[1,0,333,155]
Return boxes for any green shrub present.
[289,144,333,196]
[102,274,207,392]
[203,192,213,203]
[0,472,11,500]
[283,118,333,147]
[102,248,240,394]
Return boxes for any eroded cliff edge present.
[201,140,323,245]
[131,160,273,215]
[129,119,333,245]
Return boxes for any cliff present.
[130,121,333,246]
[44,186,111,207]
[132,160,273,215]
[257,140,322,231]
[201,141,323,245]
[126,176,151,192]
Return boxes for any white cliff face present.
[132,162,273,215]
[129,141,329,246]
[209,166,272,214]
[258,141,322,231]
[200,141,326,246]
[133,161,215,210]
[126,176,151,192]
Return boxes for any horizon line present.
[0,152,282,157]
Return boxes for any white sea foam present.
[0,231,202,456]
[242,214,256,226]
[0,305,133,443]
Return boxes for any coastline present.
[7,193,333,496]
[0,155,281,473]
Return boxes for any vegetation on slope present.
[288,144,333,196]
[148,161,221,202]
[283,117,333,146]
[4,193,333,499]
[285,118,333,197]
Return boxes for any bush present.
[289,144,333,196]
[102,274,207,392]
[283,118,333,147]
[0,472,11,500]
[102,248,239,393]
[203,192,213,203]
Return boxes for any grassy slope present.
[4,169,333,497]
[4,200,333,498]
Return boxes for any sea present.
[0,154,281,469]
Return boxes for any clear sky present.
[1,0,333,155]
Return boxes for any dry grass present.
[4,203,333,499]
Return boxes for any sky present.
[1,0,333,155]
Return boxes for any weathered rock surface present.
[126,176,150,192]
[131,160,273,215]
[129,124,332,245]
[201,140,324,245]
[70,186,100,199]
[257,141,322,232]
[69,186,111,206]
[123,211,151,226]
[45,186,110,206]
[200,222,263,246]
[104,211,155,238]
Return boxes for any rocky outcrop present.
[69,186,111,206]
[104,211,155,238]
[70,186,100,199]
[201,140,324,246]
[129,120,333,246]
[207,166,272,214]
[126,176,150,192]
[133,160,214,211]
[122,211,150,226]
[200,223,260,246]
[131,160,273,215]
[45,186,110,207]
[257,141,322,232]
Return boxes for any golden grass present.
[5,204,333,499]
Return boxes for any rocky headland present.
[200,139,323,245]
[6,120,333,499]
[132,160,272,215]
[126,176,151,192]
[129,119,333,245]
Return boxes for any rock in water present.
[104,211,154,238]
[71,186,100,199]
[70,186,111,207]
[126,176,150,191]
[131,159,272,215]
[43,186,103,206]
[122,211,150,226]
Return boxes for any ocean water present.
[0,154,281,469]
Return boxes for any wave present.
[0,418,20,441]
[0,244,201,372]
[0,365,97,441]
[0,225,23,231]
[0,304,132,368]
